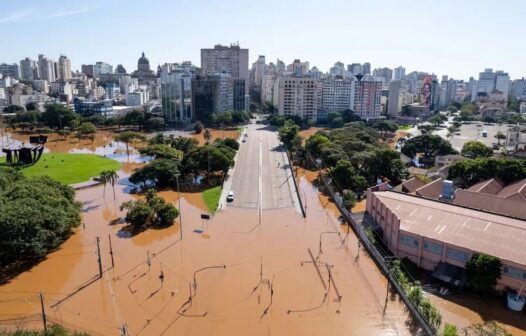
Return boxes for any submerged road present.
[226,120,300,212]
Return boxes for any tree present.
[278,120,300,148]
[341,190,356,210]
[78,122,97,137]
[130,159,180,188]
[170,136,199,153]
[330,159,366,192]
[25,102,37,111]
[466,253,502,296]
[146,117,165,130]
[507,96,521,112]
[461,141,493,158]
[123,110,146,129]
[463,321,512,336]
[203,128,212,144]
[429,113,447,127]
[371,120,397,137]
[401,134,457,160]
[120,200,155,230]
[494,131,506,146]
[194,121,204,134]
[57,129,71,141]
[120,191,179,231]
[183,145,234,180]
[214,138,239,151]
[100,170,119,200]
[0,168,81,265]
[40,104,79,129]
[114,131,146,157]
[2,105,25,113]
[448,158,526,187]
[262,101,277,114]
[417,124,434,135]
[138,144,183,160]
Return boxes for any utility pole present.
[176,174,182,240]
[39,292,47,334]
[96,237,103,278]
[147,250,151,272]
[108,234,114,268]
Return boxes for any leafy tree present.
[57,129,71,141]
[78,122,97,137]
[2,105,25,113]
[114,131,146,157]
[461,141,493,158]
[341,190,356,210]
[262,101,277,114]
[146,117,165,130]
[194,120,204,134]
[0,168,81,265]
[364,148,407,185]
[429,113,447,127]
[417,124,434,135]
[448,158,526,186]
[459,102,477,120]
[214,138,240,151]
[305,133,331,159]
[130,159,180,188]
[341,109,361,123]
[13,111,39,125]
[466,253,502,296]
[371,120,397,138]
[121,191,179,231]
[183,145,234,179]
[121,200,154,230]
[507,96,521,112]
[25,102,37,111]
[494,131,506,146]
[40,104,79,129]
[123,110,146,129]
[401,134,457,160]
[138,144,183,160]
[278,120,300,148]
[170,136,199,153]
[330,159,366,191]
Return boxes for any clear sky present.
[1,0,526,80]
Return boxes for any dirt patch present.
[191,129,240,146]
[298,127,325,144]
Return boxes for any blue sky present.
[1,0,525,80]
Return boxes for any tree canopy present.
[0,167,81,266]
[448,158,526,187]
[129,159,180,188]
[401,134,457,159]
[120,191,178,231]
[466,253,502,296]
[40,104,80,129]
[461,141,493,158]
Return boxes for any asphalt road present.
[227,121,298,210]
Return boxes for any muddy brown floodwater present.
[0,167,416,335]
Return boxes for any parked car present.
[226,191,234,202]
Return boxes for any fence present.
[284,147,306,218]
[313,160,436,336]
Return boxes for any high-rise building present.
[320,77,354,112]
[93,62,113,76]
[511,78,526,99]
[200,44,249,85]
[439,78,458,107]
[161,70,193,123]
[0,63,20,80]
[253,55,267,89]
[329,62,346,77]
[353,77,382,119]
[37,55,55,82]
[373,67,393,83]
[81,64,94,77]
[388,80,401,117]
[261,74,277,103]
[362,62,371,75]
[348,63,362,75]
[275,77,318,120]
[474,69,510,98]
[288,59,309,77]
[276,59,286,75]
[20,58,37,81]
[393,66,406,80]
[58,55,71,81]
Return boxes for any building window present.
[399,235,418,248]
[446,248,470,263]
[503,266,526,281]
[423,241,443,255]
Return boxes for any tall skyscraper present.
[37,55,55,82]
[362,62,371,75]
[393,66,406,80]
[253,55,267,89]
[161,70,193,123]
[388,80,401,117]
[58,55,71,81]
[20,58,37,81]
[353,77,382,119]
[200,44,249,81]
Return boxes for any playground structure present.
[0,129,47,165]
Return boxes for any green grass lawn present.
[1,153,121,185]
[202,186,221,214]
[397,124,412,130]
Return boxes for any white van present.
[226,191,234,202]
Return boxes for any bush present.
[120,191,179,230]
[466,253,502,296]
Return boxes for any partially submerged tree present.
[114,131,146,157]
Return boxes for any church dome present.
[138,52,149,65]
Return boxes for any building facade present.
[275,77,318,120]
[58,55,72,81]
[200,44,249,83]
[37,55,55,82]
[20,58,37,81]
[320,77,354,113]
[161,71,193,124]
[0,63,20,80]
[353,78,383,119]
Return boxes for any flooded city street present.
[0,167,415,335]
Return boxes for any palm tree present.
[106,170,120,200]
[99,171,109,198]
[494,131,506,147]
[203,128,212,144]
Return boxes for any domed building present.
[131,51,156,81]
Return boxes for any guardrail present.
[284,147,306,218]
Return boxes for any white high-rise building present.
[58,55,71,81]
[261,74,277,103]
[321,77,354,112]
[93,62,113,76]
[20,58,37,81]
[37,55,55,82]
[253,55,267,89]
[275,77,318,120]
[200,44,249,84]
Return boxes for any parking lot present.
[448,122,515,151]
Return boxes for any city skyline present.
[2,0,526,80]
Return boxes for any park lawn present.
[1,153,121,185]
[397,124,412,130]
[202,186,221,214]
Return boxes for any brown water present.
[0,169,417,335]
[191,129,241,146]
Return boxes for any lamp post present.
[175,173,183,240]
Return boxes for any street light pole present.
[176,174,182,240]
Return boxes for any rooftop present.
[374,191,526,266]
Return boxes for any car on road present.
[226,191,234,202]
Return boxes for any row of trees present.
[0,167,81,266]
[448,158,526,187]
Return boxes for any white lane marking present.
[259,131,263,214]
